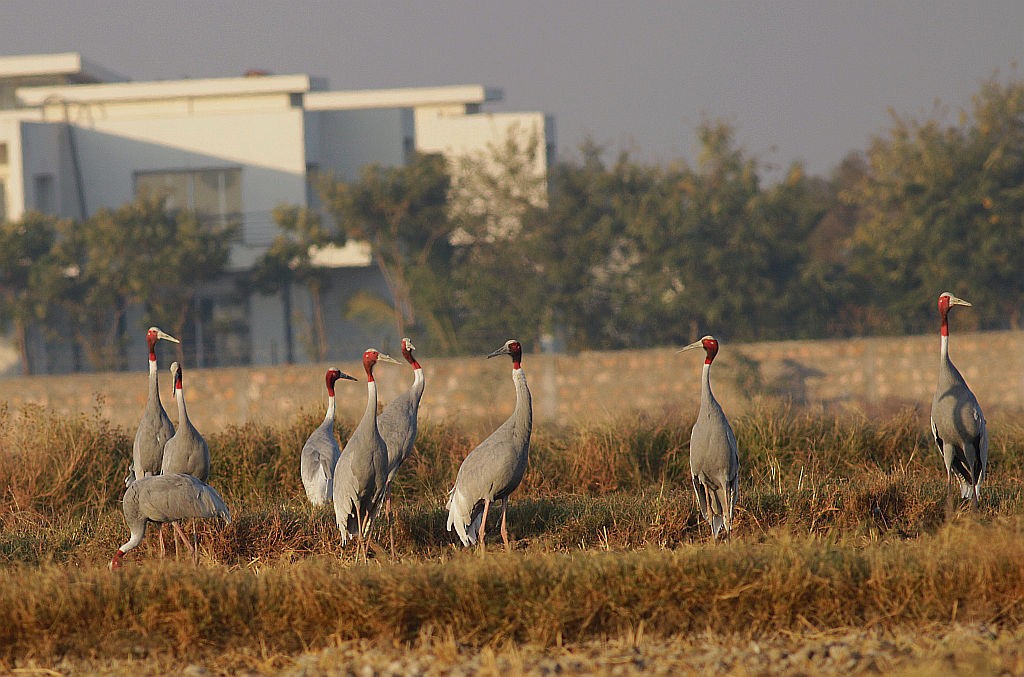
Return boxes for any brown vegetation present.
[1,399,1023,674]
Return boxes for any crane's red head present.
[937,292,971,337]
[325,367,357,395]
[146,326,179,361]
[400,338,421,369]
[362,349,399,382]
[679,335,719,364]
[487,339,523,369]
[110,549,125,570]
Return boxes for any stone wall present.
[1,331,1021,433]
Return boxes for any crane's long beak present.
[677,340,704,353]
[157,329,180,344]
[949,295,972,308]
[487,345,510,359]
[377,353,401,365]
[338,371,358,381]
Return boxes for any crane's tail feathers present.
[445,488,476,546]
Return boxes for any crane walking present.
[930,292,987,512]
[679,335,739,539]
[377,338,426,543]
[301,368,358,506]
[447,339,532,551]
[333,348,399,548]
[130,326,180,485]
[110,473,230,569]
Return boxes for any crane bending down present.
[160,362,210,481]
[378,338,426,511]
[930,292,987,511]
[446,339,532,550]
[130,327,180,485]
[301,368,358,506]
[110,473,230,569]
[680,335,739,539]
[333,348,399,547]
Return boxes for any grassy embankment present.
[1,399,1023,674]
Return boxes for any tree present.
[846,74,1024,333]
[249,205,337,361]
[447,125,551,349]
[52,195,236,371]
[0,212,64,374]
[144,205,238,353]
[319,153,456,351]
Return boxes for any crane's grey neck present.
[512,367,532,433]
[701,362,716,407]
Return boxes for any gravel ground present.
[20,623,1024,676]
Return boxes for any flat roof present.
[16,73,312,105]
[304,84,502,111]
[0,52,125,83]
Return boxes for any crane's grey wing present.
[378,389,420,476]
[136,474,230,523]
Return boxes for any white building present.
[0,53,554,373]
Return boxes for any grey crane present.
[110,473,230,569]
[446,339,532,551]
[679,335,739,539]
[930,292,987,511]
[159,361,211,555]
[332,348,399,547]
[160,362,210,481]
[378,338,426,511]
[301,367,358,506]
[130,326,180,485]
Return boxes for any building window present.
[134,167,242,239]
[34,174,55,214]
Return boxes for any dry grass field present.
[2,398,1024,675]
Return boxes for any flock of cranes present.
[110,291,989,567]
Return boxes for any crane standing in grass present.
[446,339,532,551]
[679,335,739,540]
[110,473,230,569]
[930,292,987,512]
[377,338,425,543]
[333,348,399,547]
[160,362,210,481]
[301,368,358,506]
[130,326,180,485]
[159,362,211,555]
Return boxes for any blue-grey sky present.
[2,1,1022,177]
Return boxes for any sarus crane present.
[377,337,426,547]
[301,367,358,506]
[446,339,532,551]
[930,292,987,512]
[679,335,739,539]
[130,326,179,485]
[110,473,230,569]
[332,348,399,548]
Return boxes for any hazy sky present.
[2,1,1022,177]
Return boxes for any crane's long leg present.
[386,484,396,556]
[944,470,956,521]
[478,498,491,552]
[500,498,510,552]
